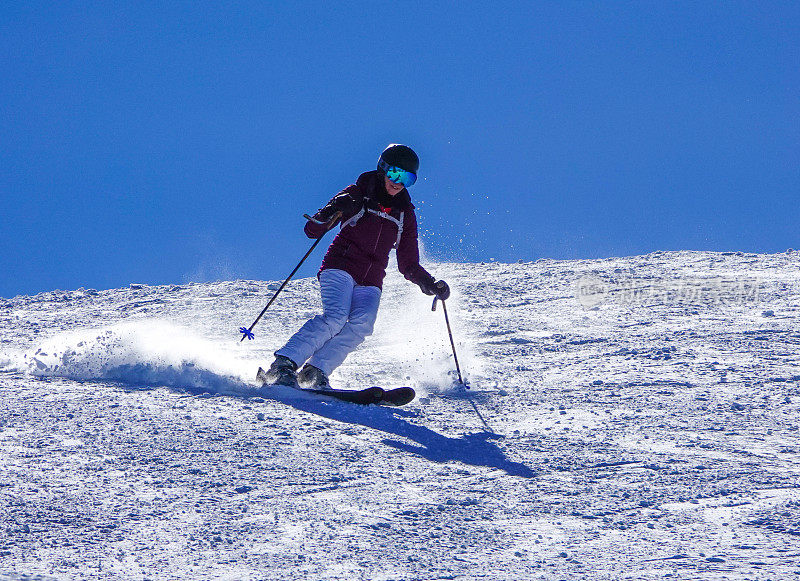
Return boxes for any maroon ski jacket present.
[304,171,435,291]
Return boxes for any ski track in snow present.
[1,250,799,580]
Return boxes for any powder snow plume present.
[19,321,253,395]
[368,264,483,394]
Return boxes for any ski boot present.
[297,364,331,390]
[261,355,299,387]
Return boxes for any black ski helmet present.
[378,144,419,174]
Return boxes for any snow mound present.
[0,352,15,372]
[20,321,252,394]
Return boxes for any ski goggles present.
[378,159,417,187]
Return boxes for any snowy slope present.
[1,251,800,580]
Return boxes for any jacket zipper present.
[373,221,383,254]
[364,219,384,281]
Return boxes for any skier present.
[262,144,451,389]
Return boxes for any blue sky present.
[1,1,797,297]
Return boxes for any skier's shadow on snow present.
[274,394,535,478]
[108,378,533,478]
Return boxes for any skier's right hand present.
[304,209,343,238]
[309,204,343,228]
[314,205,339,223]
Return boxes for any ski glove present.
[305,210,343,238]
[421,279,451,301]
[310,192,355,227]
[312,204,341,224]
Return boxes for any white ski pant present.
[276,268,381,376]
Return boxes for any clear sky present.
[2,2,797,298]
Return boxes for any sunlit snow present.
[1,251,799,579]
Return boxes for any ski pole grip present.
[303,211,343,231]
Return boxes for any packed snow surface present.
[1,251,799,580]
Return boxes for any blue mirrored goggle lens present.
[379,159,417,187]
[386,166,416,187]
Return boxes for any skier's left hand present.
[422,279,450,301]
[433,280,451,300]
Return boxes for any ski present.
[256,368,415,406]
[297,385,386,405]
[378,386,415,406]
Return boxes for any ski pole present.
[432,296,494,432]
[432,296,466,387]
[239,212,341,342]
